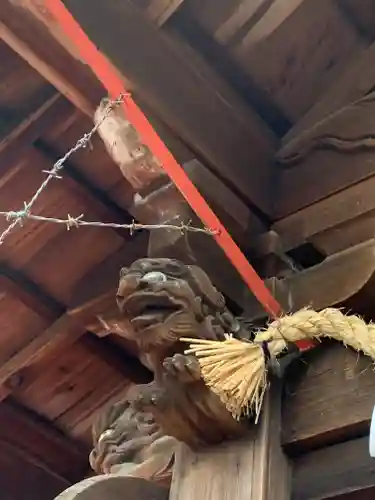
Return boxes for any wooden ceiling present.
[2,1,375,498]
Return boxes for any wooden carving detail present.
[115,258,248,448]
[89,391,177,487]
[277,92,375,166]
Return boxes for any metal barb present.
[0,94,126,246]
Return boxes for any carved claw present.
[129,384,169,413]
[162,354,201,383]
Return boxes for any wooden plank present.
[0,314,84,390]
[243,239,375,322]
[0,20,93,116]
[170,382,291,500]
[232,0,364,121]
[218,0,304,46]
[272,175,375,253]
[33,143,135,239]
[283,343,375,452]
[1,0,104,115]
[0,444,69,500]
[0,266,63,321]
[283,41,375,144]
[0,399,88,483]
[168,8,291,137]
[50,0,277,214]
[336,0,375,40]
[0,93,74,172]
[214,0,271,45]
[276,91,375,218]
[292,437,375,499]
[0,267,150,393]
[0,141,133,241]
[146,0,185,26]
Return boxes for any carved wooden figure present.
[115,258,249,447]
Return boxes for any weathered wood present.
[282,41,375,144]
[272,176,375,253]
[276,91,375,217]
[292,436,375,499]
[218,0,304,46]
[146,0,185,26]
[1,0,104,115]
[0,265,63,321]
[54,474,169,500]
[34,143,135,239]
[170,382,291,500]
[53,0,276,214]
[0,264,150,400]
[336,0,375,40]
[236,240,375,451]
[232,0,363,121]
[168,8,291,137]
[0,93,74,172]
[243,239,375,321]
[283,343,375,451]
[0,20,93,116]
[0,314,84,390]
[0,399,88,483]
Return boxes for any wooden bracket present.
[170,380,291,500]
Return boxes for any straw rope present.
[182,308,375,420]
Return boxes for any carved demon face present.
[116,258,226,352]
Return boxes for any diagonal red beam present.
[41,0,314,353]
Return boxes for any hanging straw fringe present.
[182,308,375,420]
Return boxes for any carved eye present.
[141,271,167,284]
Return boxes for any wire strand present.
[0,94,126,245]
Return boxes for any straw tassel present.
[182,308,375,420]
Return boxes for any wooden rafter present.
[0,20,94,116]
[272,175,375,253]
[283,41,375,143]
[0,93,74,172]
[0,94,136,241]
[24,0,277,215]
[292,436,375,499]
[0,263,150,401]
[1,0,104,116]
[145,0,186,27]
[32,143,135,239]
[0,399,88,484]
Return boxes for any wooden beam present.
[276,89,375,218]
[242,239,375,322]
[230,240,375,451]
[170,382,291,500]
[168,8,291,138]
[335,0,375,41]
[1,1,104,115]
[0,262,150,399]
[0,93,135,241]
[0,264,63,320]
[0,93,75,173]
[0,399,88,484]
[283,41,375,144]
[33,143,135,239]
[272,176,375,253]
[146,0,185,27]
[283,342,375,452]
[42,0,277,215]
[292,436,375,499]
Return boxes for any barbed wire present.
[0,93,127,246]
[0,211,216,236]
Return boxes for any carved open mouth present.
[119,291,183,330]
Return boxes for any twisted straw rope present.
[183,308,375,420]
